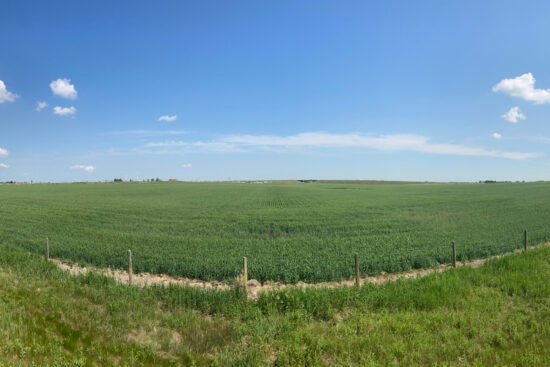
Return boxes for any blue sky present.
[2,1,550,182]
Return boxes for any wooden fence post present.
[243,257,248,292]
[128,250,132,285]
[452,241,456,268]
[524,229,528,252]
[46,237,49,261]
[354,253,360,287]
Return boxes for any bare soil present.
[49,243,549,300]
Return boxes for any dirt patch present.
[50,258,231,292]
[126,325,181,360]
[127,327,153,346]
[170,331,182,346]
[49,243,549,300]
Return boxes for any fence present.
[41,229,533,289]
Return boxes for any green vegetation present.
[1,182,550,282]
[1,242,549,366]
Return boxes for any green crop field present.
[1,181,550,283]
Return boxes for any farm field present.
[1,181,550,283]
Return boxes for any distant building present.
[169,178,178,182]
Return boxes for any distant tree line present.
[112,178,162,183]
[479,180,526,184]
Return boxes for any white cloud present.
[142,132,539,160]
[219,132,539,160]
[36,101,48,111]
[501,106,526,123]
[492,133,502,140]
[53,106,77,116]
[158,115,177,122]
[50,78,77,99]
[0,163,8,168]
[70,164,94,172]
[182,163,192,168]
[0,80,19,103]
[0,148,8,157]
[493,73,550,104]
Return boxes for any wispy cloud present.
[222,132,541,159]
[144,132,540,160]
[182,163,192,168]
[144,140,241,153]
[492,133,502,140]
[528,135,550,144]
[70,164,94,172]
[501,106,526,123]
[36,101,48,111]
[0,148,8,157]
[53,106,77,116]
[0,163,8,168]
[0,80,18,103]
[493,73,550,104]
[158,115,177,122]
[50,78,77,99]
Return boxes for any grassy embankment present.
[1,242,549,366]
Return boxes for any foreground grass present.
[1,243,549,366]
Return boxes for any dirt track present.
[49,243,548,300]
